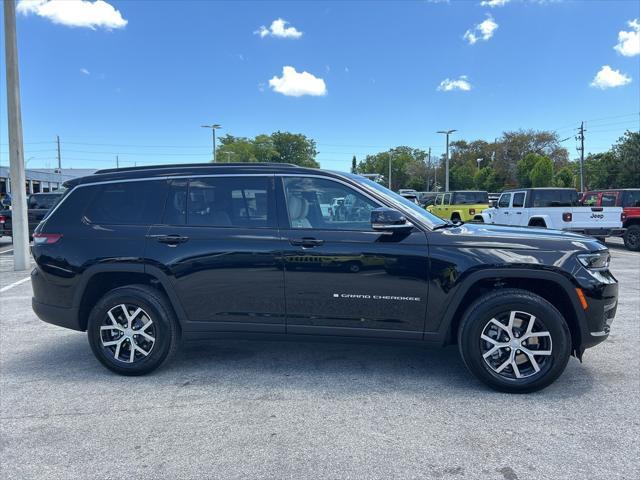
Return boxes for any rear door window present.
[167,176,276,228]
[623,191,640,207]
[581,192,598,206]
[84,180,167,225]
[512,192,525,208]
[601,193,618,207]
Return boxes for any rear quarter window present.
[84,180,167,225]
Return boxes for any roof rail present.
[94,162,298,174]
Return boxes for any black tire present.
[87,285,179,375]
[623,224,640,251]
[457,288,571,393]
[451,214,461,224]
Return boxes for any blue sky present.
[1,0,639,172]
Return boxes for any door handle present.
[516,212,522,215]
[289,237,324,248]
[147,234,189,246]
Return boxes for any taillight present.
[32,233,62,244]
[469,208,476,215]
[0,215,5,224]
[562,212,573,222]
[621,212,627,222]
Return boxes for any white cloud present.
[255,18,302,39]
[614,19,640,57]
[590,65,632,89]
[17,0,127,30]
[80,68,90,75]
[480,0,510,6]
[464,15,498,44]
[268,66,327,97]
[437,76,472,92]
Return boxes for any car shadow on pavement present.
[9,333,595,398]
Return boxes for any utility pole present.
[388,153,392,191]
[427,147,432,192]
[576,122,586,192]
[201,124,222,162]
[56,135,62,189]
[4,0,30,270]
[437,129,456,192]
[116,155,119,168]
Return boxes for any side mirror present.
[371,207,413,232]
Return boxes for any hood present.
[434,222,605,252]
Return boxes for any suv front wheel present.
[458,289,571,393]
[87,285,179,375]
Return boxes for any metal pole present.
[388,153,392,190]
[579,121,585,192]
[212,128,216,163]
[427,147,431,192]
[56,135,62,188]
[4,0,30,270]
[445,134,450,192]
[116,155,119,168]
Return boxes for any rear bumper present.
[32,298,83,331]
[566,228,625,238]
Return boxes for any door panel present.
[144,176,286,332]
[279,176,429,338]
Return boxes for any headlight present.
[577,251,610,270]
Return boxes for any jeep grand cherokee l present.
[31,163,618,393]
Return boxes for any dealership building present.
[0,167,96,196]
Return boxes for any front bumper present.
[577,274,618,350]
[566,227,625,238]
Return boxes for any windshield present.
[452,191,488,204]
[532,189,579,207]
[344,174,447,227]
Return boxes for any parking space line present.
[0,277,31,293]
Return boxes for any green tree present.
[516,153,543,188]
[215,132,319,167]
[450,162,476,190]
[351,155,357,173]
[612,130,640,188]
[270,131,319,167]
[530,156,554,187]
[554,166,575,188]
[357,147,427,191]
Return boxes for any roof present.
[64,162,332,188]
[502,187,577,193]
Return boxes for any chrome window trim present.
[47,172,435,231]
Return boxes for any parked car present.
[479,188,625,241]
[0,192,64,237]
[416,191,437,208]
[581,188,640,251]
[427,190,490,222]
[31,163,617,393]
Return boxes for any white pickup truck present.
[478,188,625,240]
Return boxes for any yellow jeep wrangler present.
[427,190,490,222]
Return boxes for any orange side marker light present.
[575,288,589,310]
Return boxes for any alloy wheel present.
[480,310,553,380]
[100,304,156,363]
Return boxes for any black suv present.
[31,163,618,393]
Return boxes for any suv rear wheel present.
[87,285,179,375]
[623,224,640,251]
[458,288,571,393]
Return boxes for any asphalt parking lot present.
[0,236,638,480]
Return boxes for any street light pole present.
[388,153,392,191]
[437,129,456,192]
[4,0,30,270]
[201,124,222,162]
